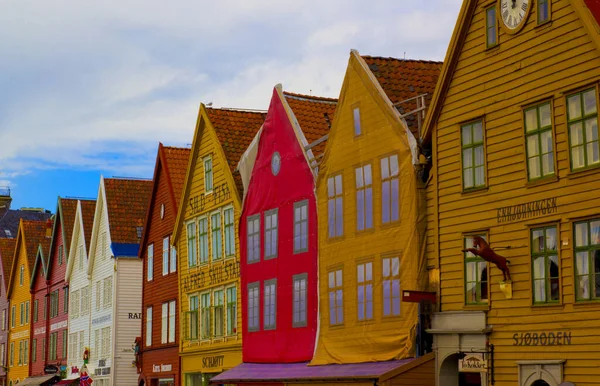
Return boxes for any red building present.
[239,86,335,363]
[138,145,190,386]
[29,198,77,378]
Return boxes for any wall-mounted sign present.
[34,327,46,336]
[188,184,231,216]
[497,197,558,223]
[182,260,240,292]
[512,331,571,346]
[128,313,142,319]
[50,320,68,331]
[92,314,112,325]
[12,330,29,339]
[458,353,487,373]
[202,355,224,369]
[152,364,173,372]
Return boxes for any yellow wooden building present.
[309,50,440,383]
[423,0,600,385]
[7,220,52,386]
[172,104,265,386]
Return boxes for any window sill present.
[573,300,600,308]
[463,304,489,312]
[326,235,346,244]
[567,164,600,180]
[485,44,500,53]
[531,302,563,310]
[461,186,489,196]
[525,175,558,188]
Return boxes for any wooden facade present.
[173,104,264,386]
[425,0,600,385]
[139,144,190,386]
[0,239,16,386]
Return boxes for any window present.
[574,218,600,300]
[0,343,4,367]
[78,246,83,271]
[78,331,84,361]
[327,175,343,238]
[294,201,309,253]
[383,257,401,316]
[264,210,278,259]
[293,274,307,327]
[1,308,5,330]
[204,157,213,192]
[147,244,154,281]
[25,301,29,324]
[64,288,68,313]
[96,281,101,310]
[94,330,99,359]
[524,102,554,180]
[538,0,550,24]
[50,291,59,318]
[9,342,13,367]
[465,234,489,304]
[18,340,22,365]
[224,208,235,257]
[381,155,400,223]
[62,330,67,358]
[188,296,199,341]
[170,244,177,274]
[357,262,373,321]
[23,340,28,365]
[69,333,77,362]
[33,299,39,322]
[211,212,222,261]
[567,88,598,170]
[101,327,111,358]
[353,106,361,136]
[198,218,209,264]
[264,280,277,330]
[101,232,107,259]
[159,301,175,343]
[58,245,63,265]
[355,164,373,231]
[163,237,170,276]
[486,6,497,48]
[49,332,58,360]
[531,226,559,303]
[247,282,260,332]
[214,290,224,337]
[226,287,237,335]
[81,286,90,315]
[187,222,197,267]
[41,338,45,361]
[168,300,175,343]
[200,293,211,340]
[146,307,152,347]
[11,305,15,328]
[103,277,112,308]
[161,303,168,344]
[247,215,260,263]
[328,270,344,325]
[31,339,37,363]
[19,265,24,286]
[19,303,23,326]
[461,121,486,190]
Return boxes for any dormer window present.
[136,226,143,239]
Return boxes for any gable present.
[0,238,16,292]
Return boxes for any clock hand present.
[511,0,516,8]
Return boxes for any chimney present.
[46,218,53,237]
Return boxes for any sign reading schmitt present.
[458,353,487,373]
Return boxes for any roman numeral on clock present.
[521,3,528,11]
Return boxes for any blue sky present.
[0,0,462,211]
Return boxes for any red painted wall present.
[240,88,318,363]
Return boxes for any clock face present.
[271,152,281,176]
[500,0,530,31]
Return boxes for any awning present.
[211,354,434,383]
[18,375,61,385]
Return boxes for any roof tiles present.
[0,210,52,239]
[104,178,153,245]
[21,219,53,271]
[80,199,97,249]
[0,238,16,285]
[162,146,191,208]
[361,56,442,138]
[59,198,78,255]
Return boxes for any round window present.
[271,152,281,176]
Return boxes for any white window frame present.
[103,277,112,309]
[146,306,153,347]
[162,236,170,276]
[381,154,400,224]
[147,244,154,281]
[213,289,224,337]
[168,300,176,343]
[226,286,237,336]
[200,292,211,340]
[161,302,168,344]
[353,106,361,136]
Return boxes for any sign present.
[182,261,240,292]
[34,326,46,336]
[51,320,68,331]
[92,314,112,325]
[12,330,29,339]
[497,197,558,223]
[458,353,487,373]
[202,355,224,369]
[44,364,59,374]
[128,313,142,319]
[153,364,173,373]
[512,331,571,346]
[188,184,231,215]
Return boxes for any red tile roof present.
[21,219,53,271]
[585,0,600,26]
[80,199,97,249]
[0,238,16,285]
[162,146,191,208]
[103,178,153,244]
[283,92,337,158]
[206,108,267,197]
[361,56,442,139]
[59,198,78,255]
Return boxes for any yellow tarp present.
[310,51,428,365]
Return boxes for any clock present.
[499,0,531,33]
[271,152,281,176]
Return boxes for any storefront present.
[140,349,179,386]
[182,350,242,386]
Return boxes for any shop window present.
[486,6,498,48]
[537,0,550,24]
[226,287,237,335]
[200,293,211,339]
[211,212,223,261]
[204,156,213,192]
[355,164,373,231]
[531,226,559,303]
[162,236,170,276]
[293,201,308,253]
[328,269,344,325]
[567,88,599,170]
[382,256,401,316]
[357,262,373,321]
[524,102,555,180]
[198,217,209,264]
[461,121,486,190]
[264,209,278,259]
[353,106,362,136]
[146,307,152,347]
[247,215,260,263]
[574,218,600,300]
[247,282,260,332]
[224,207,235,257]
[327,174,344,238]
[264,279,277,330]
[293,274,308,327]
[381,155,400,224]
[464,234,489,304]
[214,290,224,337]
[187,222,197,267]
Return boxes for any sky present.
[0,0,462,212]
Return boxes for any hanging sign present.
[458,353,487,373]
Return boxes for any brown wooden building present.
[138,144,191,386]
[423,0,600,385]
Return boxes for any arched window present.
[532,380,550,386]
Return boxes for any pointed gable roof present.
[65,199,96,283]
[0,238,16,291]
[139,144,191,255]
[361,56,442,139]
[45,197,78,279]
[80,199,96,249]
[30,243,49,290]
